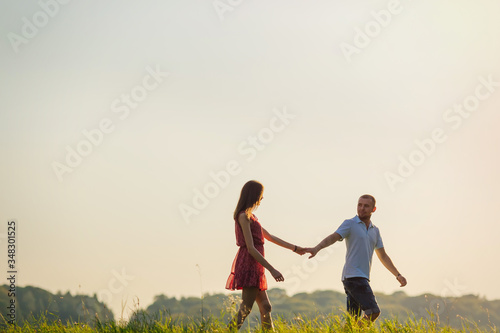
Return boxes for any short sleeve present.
[375,228,384,249]
[335,219,351,241]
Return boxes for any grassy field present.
[1,311,498,333]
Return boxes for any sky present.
[1,0,500,321]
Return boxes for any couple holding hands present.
[226,180,407,331]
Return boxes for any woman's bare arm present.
[238,214,284,281]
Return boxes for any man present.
[307,194,407,322]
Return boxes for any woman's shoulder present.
[235,211,257,223]
[235,211,249,222]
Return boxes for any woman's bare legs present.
[256,290,274,331]
[229,287,259,331]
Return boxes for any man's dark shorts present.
[342,277,380,316]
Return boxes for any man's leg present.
[365,311,380,322]
[343,278,381,323]
[345,291,362,318]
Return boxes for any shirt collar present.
[355,215,373,228]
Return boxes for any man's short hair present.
[360,194,376,206]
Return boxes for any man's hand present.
[397,274,407,287]
[305,247,320,259]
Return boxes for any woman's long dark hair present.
[233,180,264,220]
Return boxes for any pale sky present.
[1,0,500,320]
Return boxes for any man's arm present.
[375,247,407,287]
[307,232,342,258]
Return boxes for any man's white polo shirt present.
[335,215,384,281]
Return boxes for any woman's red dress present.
[225,212,267,291]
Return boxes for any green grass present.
[1,311,498,333]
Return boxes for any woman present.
[226,180,305,331]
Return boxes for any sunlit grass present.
[1,310,498,333]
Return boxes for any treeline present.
[0,285,113,327]
[2,285,499,330]
[142,288,500,330]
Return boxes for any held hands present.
[293,246,319,258]
[294,246,308,255]
[304,247,319,259]
[294,246,319,257]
